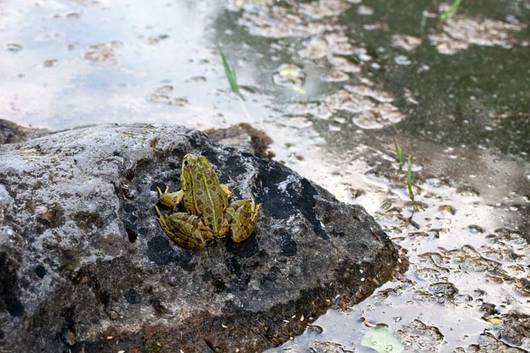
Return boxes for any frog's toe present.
[227,199,261,243]
[157,186,169,195]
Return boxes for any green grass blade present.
[440,0,463,22]
[394,139,405,171]
[420,11,428,35]
[407,156,415,205]
[219,47,240,96]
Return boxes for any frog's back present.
[182,156,229,236]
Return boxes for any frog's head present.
[181,154,214,184]
[182,153,210,172]
[180,154,215,191]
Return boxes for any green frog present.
[155,153,261,250]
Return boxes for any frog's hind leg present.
[157,186,184,209]
[226,199,261,243]
[155,207,211,250]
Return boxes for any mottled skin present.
[156,154,260,250]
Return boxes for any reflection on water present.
[0,0,240,129]
[1,0,529,351]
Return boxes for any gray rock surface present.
[0,123,401,353]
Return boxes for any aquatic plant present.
[440,0,463,22]
[394,139,405,171]
[419,10,429,35]
[407,156,415,206]
[219,46,251,121]
[219,47,241,97]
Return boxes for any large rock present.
[0,123,401,353]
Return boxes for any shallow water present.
[1,0,529,352]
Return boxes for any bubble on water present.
[353,107,405,130]
[6,43,22,53]
[148,85,189,106]
[418,64,430,73]
[83,41,123,64]
[300,37,329,59]
[346,85,394,103]
[438,204,456,216]
[456,185,480,197]
[273,63,305,89]
[321,70,349,82]
[391,34,422,51]
[394,55,412,66]
[355,47,372,62]
[357,5,374,16]
[146,34,169,45]
[468,224,485,233]
[328,56,361,73]
[43,59,58,68]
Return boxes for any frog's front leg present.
[157,186,184,209]
[220,184,233,199]
[226,199,261,243]
[156,207,213,250]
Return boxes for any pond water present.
[1,0,529,352]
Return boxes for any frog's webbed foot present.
[157,186,184,209]
[226,199,261,243]
[155,207,212,250]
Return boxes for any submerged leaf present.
[361,326,404,353]
[485,317,503,325]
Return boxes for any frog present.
[155,153,261,250]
